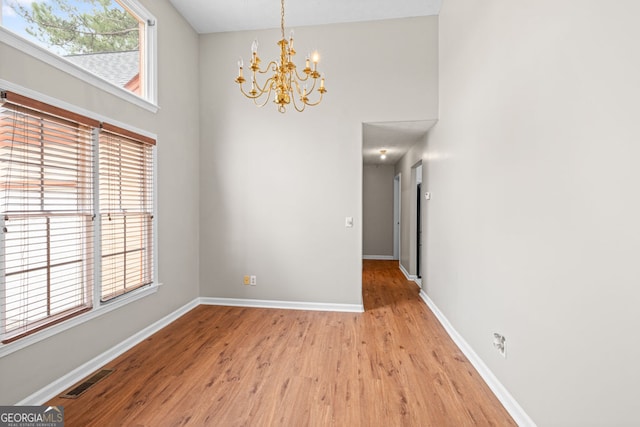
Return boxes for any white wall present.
[199,17,438,305]
[0,0,200,404]
[363,164,394,258]
[425,0,640,424]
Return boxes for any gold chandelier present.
[235,0,326,113]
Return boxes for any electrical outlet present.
[250,275,257,286]
[243,275,250,285]
[493,333,506,358]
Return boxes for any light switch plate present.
[345,216,354,228]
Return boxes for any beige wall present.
[198,17,438,304]
[363,164,395,258]
[424,0,640,424]
[0,0,200,404]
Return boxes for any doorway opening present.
[412,162,423,286]
[417,181,422,278]
[393,173,401,261]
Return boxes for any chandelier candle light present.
[235,0,326,113]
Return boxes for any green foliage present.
[11,0,139,54]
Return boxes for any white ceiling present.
[169,0,442,34]
[363,120,436,165]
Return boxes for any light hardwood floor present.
[48,260,516,426]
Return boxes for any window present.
[0,0,157,109]
[0,90,156,344]
[99,124,154,301]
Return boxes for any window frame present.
[0,80,159,358]
[0,0,158,112]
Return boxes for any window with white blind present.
[99,124,154,302]
[0,90,156,345]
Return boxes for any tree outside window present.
[1,0,144,96]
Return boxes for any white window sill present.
[0,283,162,359]
[0,28,159,113]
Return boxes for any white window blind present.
[0,91,98,343]
[99,124,154,302]
[0,90,156,345]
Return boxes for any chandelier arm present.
[253,87,274,108]
[293,69,312,82]
[239,84,262,99]
[290,77,321,108]
[289,77,302,97]
[307,78,318,93]
[238,76,275,99]
[291,94,306,112]
[292,70,320,95]
[289,81,308,112]
[256,61,279,75]
[254,76,277,95]
[292,75,318,96]
[291,71,306,106]
[301,91,325,107]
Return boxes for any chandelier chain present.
[281,0,285,40]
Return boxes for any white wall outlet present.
[250,275,256,286]
[493,333,506,358]
[345,216,354,228]
[425,192,431,200]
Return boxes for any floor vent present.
[60,369,114,399]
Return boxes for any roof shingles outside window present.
[65,50,140,94]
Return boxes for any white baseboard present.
[399,263,416,281]
[17,298,200,406]
[200,297,364,313]
[419,290,536,427]
[362,255,394,260]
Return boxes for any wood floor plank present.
[48,260,516,426]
